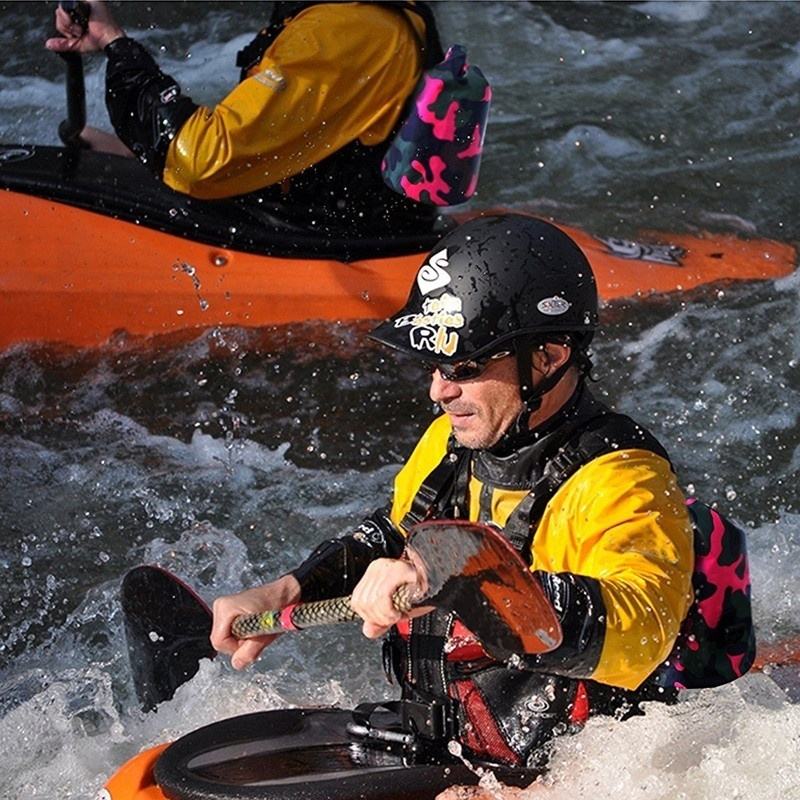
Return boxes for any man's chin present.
[451,426,500,450]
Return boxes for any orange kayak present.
[1,144,796,351]
[102,708,535,800]
[101,639,800,800]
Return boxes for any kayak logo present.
[0,146,34,164]
[416,248,451,295]
[600,236,686,267]
[537,296,571,316]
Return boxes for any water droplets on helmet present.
[370,213,599,363]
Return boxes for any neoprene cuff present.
[521,571,606,679]
[291,509,405,602]
[104,36,156,68]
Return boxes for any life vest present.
[234,1,445,234]
[385,388,756,765]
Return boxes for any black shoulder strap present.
[503,412,672,553]
[236,1,443,82]
[399,439,469,533]
[389,1,445,68]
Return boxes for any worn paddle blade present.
[407,521,562,659]
[121,565,215,712]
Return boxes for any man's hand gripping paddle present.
[232,520,562,657]
[121,522,563,711]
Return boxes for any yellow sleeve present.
[532,450,694,689]
[163,3,424,199]
[389,415,453,532]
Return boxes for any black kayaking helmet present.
[370,213,599,416]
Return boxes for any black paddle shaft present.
[55,1,89,148]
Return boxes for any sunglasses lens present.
[425,350,512,382]
[424,359,483,382]
[442,362,482,381]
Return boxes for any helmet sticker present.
[416,249,452,295]
[393,292,465,357]
[537,296,572,316]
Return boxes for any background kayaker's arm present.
[44,0,184,162]
[104,36,198,173]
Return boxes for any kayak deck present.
[105,708,538,800]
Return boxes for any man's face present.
[429,354,524,449]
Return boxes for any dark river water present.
[0,2,798,798]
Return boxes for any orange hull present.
[2,190,795,350]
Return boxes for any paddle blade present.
[406,521,562,659]
[121,565,215,712]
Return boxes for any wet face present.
[429,354,524,449]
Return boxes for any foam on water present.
[538,676,800,800]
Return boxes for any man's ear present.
[535,342,572,375]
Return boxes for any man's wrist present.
[103,33,134,57]
[97,29,125,50]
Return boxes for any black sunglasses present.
[425,350,513,382]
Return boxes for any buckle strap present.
[348,696,458,748]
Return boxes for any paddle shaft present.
[231,585,414,639]
[56,2,89,147]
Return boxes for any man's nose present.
[429,369,461,403]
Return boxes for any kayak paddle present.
[121,565,215,712]
[55,1,90,149]
[231,520,563,659]
[122,520,800,712]
[122,521,562,710]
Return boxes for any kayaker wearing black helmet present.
[44,0,444,235]
[211,214,695,767]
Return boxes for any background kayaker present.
[210,213,700,768]
[44,0,444,235]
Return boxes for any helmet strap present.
[511,340,577,436]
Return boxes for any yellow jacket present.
[163,3,425,198]
[390,413,694,690]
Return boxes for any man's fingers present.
[362,621,392,639]
[53,6,85,38]
[231,637,274,670]
[45,36,81,52]
[210,633,238,657]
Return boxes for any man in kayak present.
[209,213,697,768]
[44,0,443,234]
